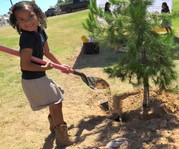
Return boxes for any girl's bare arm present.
[20,48,52,71]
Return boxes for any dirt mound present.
[100,90,179,149]
[64,89,179,149]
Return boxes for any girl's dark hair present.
[162,2,168,7]
[104,2,111,12]
[9,1,47,34]
[162,2,169,11]
[105,2,110,8]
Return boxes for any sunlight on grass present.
[0,69,4,78]
[46,10,88,51]
[169,0,179,36]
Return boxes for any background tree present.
[83,0,178,115]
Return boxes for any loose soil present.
[0,46,178,149]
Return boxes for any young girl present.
[161,2,172,33]
[104,2,112,15]
[9,1,76,147]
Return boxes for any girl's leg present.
[49,102,64,127]
[49,102,76,147]
[165,27,169,33]
[165,27,172,33]
[168,27,172,32]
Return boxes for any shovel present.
[0,45,109,89]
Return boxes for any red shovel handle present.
[0,45,110,89]
[0,45,74,73]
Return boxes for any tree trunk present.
[141,47,150,107]
[143,83,149,108]
[143,83,149,119]
[141,47,150,118]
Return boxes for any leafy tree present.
[83,0,178,114]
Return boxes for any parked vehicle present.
[57,0,89,13]
[45,8,57,17]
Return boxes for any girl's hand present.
[43,61,53,70]
[61,64,71,74]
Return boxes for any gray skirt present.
[22,76,64,111]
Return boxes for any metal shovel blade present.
[86,77,110,89]
[82,76,109,89]
[73,70,109,89]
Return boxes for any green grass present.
[172,0,179,36]
[45,11,89,59]
[173,0,179,10]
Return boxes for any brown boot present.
[55,123,76,147]
[48,114,55,134]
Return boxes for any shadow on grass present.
[42,133,55,149]
[72,44,122,69]
[72,35,179,70]
[72,93,178,148]
[174,35,179,43]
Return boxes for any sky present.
[0,0,58,15]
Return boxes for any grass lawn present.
[172,0,179,35]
